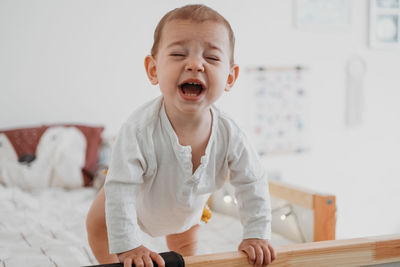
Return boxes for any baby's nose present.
[185,57,205,72]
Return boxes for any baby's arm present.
[238,239,276,267]
[230,165,275,266]
[227,130,276,265]
[104,123,151,259]
[117,246,165,267]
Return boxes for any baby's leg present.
[86,187,119,264]
[166,224,200,256]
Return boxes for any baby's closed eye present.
[170,53,186,57]
[205,56,219,61]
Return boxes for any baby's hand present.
[117,245,165,267]
[238,239,276,267]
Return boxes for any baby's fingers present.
[241,246,256,265]
[268,243,277,261]
[150,251,165,267]
[143,255,154,267]
[262,245,271,266]
[254,246,265,267]
[132,256,147,267]
[123,257,133,267]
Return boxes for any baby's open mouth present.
[179,82,204,96]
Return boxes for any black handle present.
[83,251,185,267]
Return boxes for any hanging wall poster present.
[246,66,309,156]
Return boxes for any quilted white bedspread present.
[0,185,293,267]
[0,185,97,266]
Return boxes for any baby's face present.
[146,19,238,116]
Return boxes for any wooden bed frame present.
[185,234,400,266]
[91,235,400,266]
[268,179,336,242]
[91,181,400,267]
[208,175,337,242]
[186,181,400,266]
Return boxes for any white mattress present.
[0,185,293,266]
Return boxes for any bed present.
[0,124,338,266]
[0,182,336,267]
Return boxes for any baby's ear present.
[225,64,239,92]
[144,55,158,85]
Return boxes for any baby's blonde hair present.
[151,4,235,65]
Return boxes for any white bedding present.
[0,127,87,190]
[0,185,293,267]
[0,185,97,267]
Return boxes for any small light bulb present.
[223,195,233,204]
[280,211,292,221]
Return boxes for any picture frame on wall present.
[294,0,351,31]
[245,66,310,156]
[369,0,400,48]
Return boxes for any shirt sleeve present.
[228,130,272,240]
[104,123,147,254]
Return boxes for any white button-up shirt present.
[105,96,271,253]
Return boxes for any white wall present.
[1,0,399,240]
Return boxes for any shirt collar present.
[159,101,217,160]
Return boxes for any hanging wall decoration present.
[246,66,309,156]
[369,0,400,48]
[295,0,351,31]
[345,56,367,127]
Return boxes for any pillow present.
[0,126,87,190]
[58,124,104,186]
[0,124,104,187]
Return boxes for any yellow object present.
[201,205,212,223]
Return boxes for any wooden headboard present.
[268,180,336,241]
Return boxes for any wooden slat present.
[313,194,336,241]
[185,251,249,267]
[184,235,400,267]
[375,237,400,261]
[268,180,314,209]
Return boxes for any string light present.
[223,195,233,204]
[222,186,237,205]
[221,188,306,243]
[280,210,292,221]
[272,204,306,243]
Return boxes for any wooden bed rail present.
[185,234,400,267]
[210,176,337,242]
[268,180,336,241]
